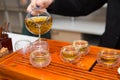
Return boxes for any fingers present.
[36,0,49,9]
[39,0,53,8]
[27,0,37,12]
[27,0,54,13]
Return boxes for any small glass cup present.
[60,45,81,63]
[30,41,51,68]
[14,39,32,58]
[97,49,120,68]
[72,40,89,56]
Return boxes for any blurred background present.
[0,0,107,45]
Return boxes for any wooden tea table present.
[0,33,120,80]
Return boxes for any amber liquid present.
[25,16,52,35]
[100,56,118,65]
[62,51,79,62]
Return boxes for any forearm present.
[47,0,107,17]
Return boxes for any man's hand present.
[27,0,54,12]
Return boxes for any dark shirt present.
[48,0,107,16]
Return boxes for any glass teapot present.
[25,7,52,35]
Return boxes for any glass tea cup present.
[14,39,32,58]
[97,49,120,68]
[30,40,51,68]
[72,40,89,56]
[60,45,81,63]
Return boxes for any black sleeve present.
[47,0,107,17]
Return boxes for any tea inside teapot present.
[25,9,52,35]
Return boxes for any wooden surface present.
[0,39,120,80]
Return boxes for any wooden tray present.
[0,39,101,80]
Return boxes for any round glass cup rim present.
[30,49,50,56]
[99,49,120,55]
[15,39,32,44]
[33,40,48,44]
[33,40,49,47]
[72,40,89,48]
[73,40,88,44]
[61,45,79,51]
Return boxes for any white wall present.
[52,6,106,35]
